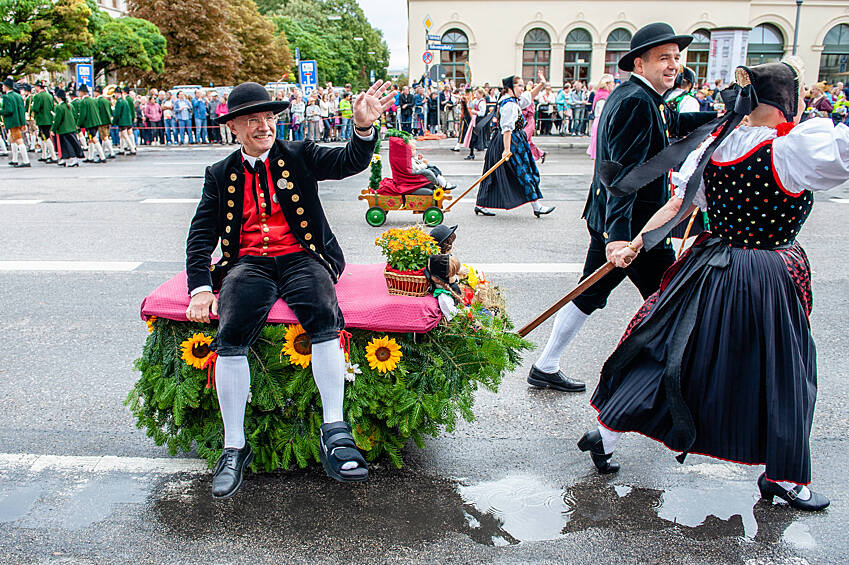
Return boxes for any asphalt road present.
[1,137,848,564]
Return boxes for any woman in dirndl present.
[578,58,849,511]
[475,73,554,218]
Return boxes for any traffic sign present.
[299,59,317,95]
[427,34,441,41]
[75,64,93,89]
[68,56,92,64]
[428,64,446,82]
[423,15,432,29]
[427,44,454,51]
[370,69,375,83]
[422,51,433,65]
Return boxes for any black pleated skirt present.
[592,235,817,484]
[476,129,542,210]
[57,132,84,159]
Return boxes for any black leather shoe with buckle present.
[577,429,620,474]
[527,365,585,392]
[757,473,829,511]
[211,444,254,500]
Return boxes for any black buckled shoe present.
[527,365,585,392]
[577,429,620,474]
[474,206,496,216]
[533,205,556,218]
[211,444,254,500]
[757,473,829,511]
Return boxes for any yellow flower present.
[146,315,157,333]
[432,188,445,202]
[180,332,214,369]
[365,336,402,373]
[464,264,479,288]
[282,324,312,368]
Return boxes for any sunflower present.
[145,315,157,333]
[181,332,214,369]
[282,324,312,368]
[432,187,445,202]
[365,336,402,373]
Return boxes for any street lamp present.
[793,0,803,55]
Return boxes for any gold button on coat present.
[225,226,231,233]
[603,232,609,239]
[304,233,312,241]
[209,265,215,271]
[291,194,300,203]
[282,170,290,178]
[227,200,234,207]
[227,213,234,220]
[300,221,308,228]
[230,173,237,181]
[277,159,285,167]
[223,252,230,258]
[222,239,229,246]
[260,202,266,208]
[309,244,316,251]
[227,185,235,193]
[287,182,294,190]
[263,236,269,242]
[220,261,228,266]
[296,207,304,215]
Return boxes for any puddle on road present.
[153,468,810,548]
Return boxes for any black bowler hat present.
[78,84,89,94]
[3,77,15,90]
[214,81,289,125]
[54,87,66,101]
[429,224,457,245]
[618,23,693,72]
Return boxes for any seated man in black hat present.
[185,80,394,499]
[528,23,717,397]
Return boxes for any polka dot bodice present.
[703,141,813,249]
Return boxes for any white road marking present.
[0,261,142,272]
[0,453,207,474]
[141,198,200,204]
[473,263,582,273]
[831,198,849,204]
[0,199,43,204]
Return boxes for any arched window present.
[441,29,469,86]
[747,24,784,66]
[605,28,632,77]
[819,23,849,83]
[522,28,551,82]
[688,29,711,87]
[564,28,592,84]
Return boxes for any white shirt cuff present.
[190,285,212,297]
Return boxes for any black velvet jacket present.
[185,133,376,293]
[582,77,717,243]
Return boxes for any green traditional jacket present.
[112,97,133,127]
[30,90,55,126]
[70,98,81,122]
[95,95,112,127]
[0,90,26,129]
[77,96,100,130]
[51,102,78,135]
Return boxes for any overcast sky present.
[357,0,409,70]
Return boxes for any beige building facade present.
[407,0,849,87]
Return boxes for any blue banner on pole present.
[76,64,93,89]
[299,60,317,95]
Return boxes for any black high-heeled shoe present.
[474,206,495,216]
[757,473,829,511]
[464,154,475,160]
[533,205,555,218]
[577,429,619,474]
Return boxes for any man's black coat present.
[186,134,376,293]
[398,92,415,117]
[582,76,716,243]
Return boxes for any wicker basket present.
[384,267,430,297]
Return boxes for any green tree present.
[129,0,241,88]
[0,0,93,77]
[91,19,151,78]
[228,0,292,84]
[268,0,389,89]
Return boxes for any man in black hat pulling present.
[185,79,394,499]
[528,23,717,397]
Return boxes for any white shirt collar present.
[631,72,664,96]
[241,149,270,167]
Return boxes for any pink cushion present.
[140,263,442,333]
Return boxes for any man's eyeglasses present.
[244,114,279,128]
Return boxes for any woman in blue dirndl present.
[475,73,554,218]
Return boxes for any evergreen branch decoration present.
[126,305,531,472]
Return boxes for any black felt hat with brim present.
[618,23,693,72]
[214,82,289,125]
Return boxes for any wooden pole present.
[444,152,512,212]
[518,261,616,337]
[677,208,700,259]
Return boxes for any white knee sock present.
[598,425,621,454]
[127,133,137,152]
[0,134,7,152]
[311,339,345,424]
[16,143,29,164]
[9,143,17,162]
[94,141,105,160]
[777,481,812,500]
[531,200,543,212]
[48,139,57,160]
[534,302,590,373]
[103,138,113,156]
[215,355,251,449]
